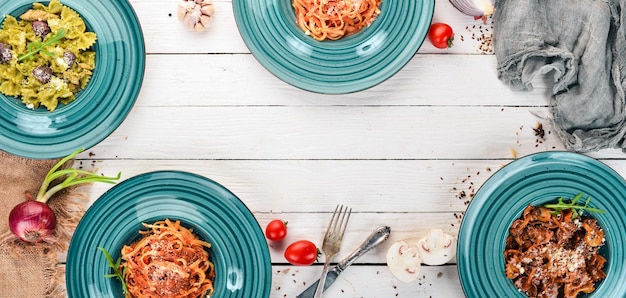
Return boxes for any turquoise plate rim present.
[457,151,626,297]
[232,0,435,94]
[65,171,272,298]
[0,0,145,159]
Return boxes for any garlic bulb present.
[177,0,215,32]
[449,0,495,17]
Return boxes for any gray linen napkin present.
[493,0,626,152]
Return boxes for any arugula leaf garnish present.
[18,29,66,62]
[543,192,606,219]
[97,247,128,294]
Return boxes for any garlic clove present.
[200,15,212,28]
[183,14,198,31]
[194,23,205,32]
[177,1,194,21]
[200,4,215,16]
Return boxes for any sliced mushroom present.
[416,229,457,265]
[386,240,423,283]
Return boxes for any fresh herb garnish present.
[17,29,66,62]
[544,192,606,219]
[98,247,128,294]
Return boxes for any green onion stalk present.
[8,148,120,243]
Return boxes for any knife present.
[296,225,391,298]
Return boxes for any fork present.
[313,204,351,298]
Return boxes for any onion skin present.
[8,200,57,243]
[449,0,495,17]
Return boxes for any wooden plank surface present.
[44,0,626,297]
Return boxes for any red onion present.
[9,197,57,243]
[7,148,121,244]
[449,0,495,18]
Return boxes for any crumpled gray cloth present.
[494,0,626,152]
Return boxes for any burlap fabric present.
[0,151,87,298]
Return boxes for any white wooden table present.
[65,0,626,297]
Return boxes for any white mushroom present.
[386,240,423,283]
[416,229,457,265]
[177,0,215,32]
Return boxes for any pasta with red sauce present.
[120,219,215,298]
[292,0,383,41]
[504,205,606,298]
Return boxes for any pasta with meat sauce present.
[121,219,215,298]
[504,205,606,298]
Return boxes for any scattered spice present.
[533,121,545,138]
[463,16,494,54]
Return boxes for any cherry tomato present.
[265,219,288,241]
[284,240,319,266]
[428,23,454,49]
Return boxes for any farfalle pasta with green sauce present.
[0,0,96,111]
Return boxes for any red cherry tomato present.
[284,240,319,266]
[428,23,454,49]
[265,219,288,241]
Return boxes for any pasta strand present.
[292,0,383,41]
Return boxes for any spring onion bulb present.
[449,0,495,18]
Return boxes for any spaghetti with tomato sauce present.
[121,219,215,298]
[292,0,383,41]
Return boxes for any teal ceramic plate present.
[66,171,272,298]
[458,151,626,297]
[0,0,144,159]
[233,0,434,94]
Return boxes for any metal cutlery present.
[313,205,351,298]
[297,225,391,298]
